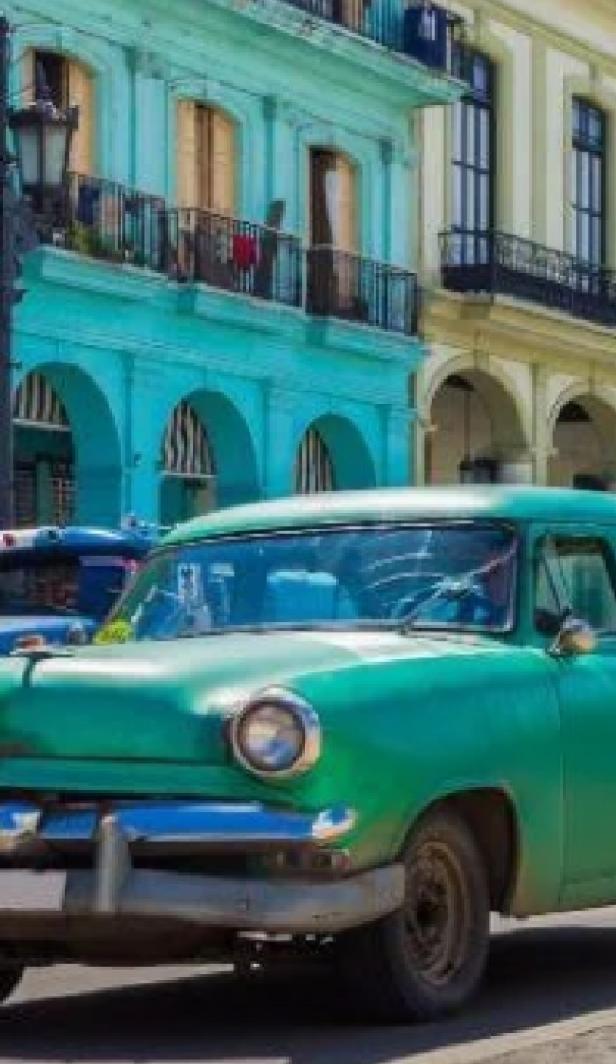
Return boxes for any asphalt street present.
[1,909,616,1062]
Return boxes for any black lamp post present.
[0,17,77,527]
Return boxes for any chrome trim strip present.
[0,799,355,853]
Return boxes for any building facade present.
[417,0,616,491]
[6,0,461,528]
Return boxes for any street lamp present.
[0,18,77,527]
[9,95,78,228]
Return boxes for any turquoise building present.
[6,0,460,527]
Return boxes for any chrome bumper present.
[0,803,404,934]
[0,799,356,854]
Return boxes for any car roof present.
[0,526,154,557]
[162,486,616,546]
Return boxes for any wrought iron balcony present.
[52,173,168,271]
[307,245,419,335]
[38,175,419,335]
[165,208,302,307]
[281,0,464,74]
[440,229,616,327]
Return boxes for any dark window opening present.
[571,98,606,266]
[34,50,68,108]
[451,49,495,265]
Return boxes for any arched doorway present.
[425,370,529,485]
[550,395,616,489]
[13,371,75,526]
[159,391,259,525]
[13,365,123,528]
[295,414,376,494]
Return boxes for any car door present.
[533,524,616,899]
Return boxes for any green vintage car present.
[1,485,616,1019]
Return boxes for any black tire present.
[0,967,23,1005]
[337,808,489,1022]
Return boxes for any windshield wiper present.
[396,578,478,634]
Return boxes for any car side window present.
[535,535,616,634]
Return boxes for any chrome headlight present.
[230,688,321,779]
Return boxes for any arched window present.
[13,372,74,527]
[22,49,94,175]
[176,101,235,215]
[162,400,215,479]
[295,427,335,494]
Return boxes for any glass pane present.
[579,212,590,260]
[465,104,476,164]
[18,126,39,187]
[589,107,603,147]
[579,152,590,209]
[43,124,68,186]
[479,108,490,169]
[569,151,577,207]
[479,173,489,229]
[592,156,603,210]
[452,164,463,227]
[452,103,463,162]
[466,170,475,228]
[591,216,602,265]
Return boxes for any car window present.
[535,535,616,634]
[99,522,518,643]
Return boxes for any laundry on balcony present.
[232,232,259,270]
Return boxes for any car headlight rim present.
[230,688,321,780]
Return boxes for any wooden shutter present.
[209,109,235,216]
[21,47,35,105]
[334,154,357,252]
[68,60,93,174]
[176,99,198,208]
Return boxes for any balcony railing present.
[281,0,464,75]
[165,208,302,307]
[307,246,419,335]
[39,174,419,335]
[59,173,168,271]
[440,229,616,327]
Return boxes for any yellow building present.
[417,0,616,490]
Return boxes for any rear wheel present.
[338,809,490,1022]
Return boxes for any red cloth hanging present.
[232,233,258,269]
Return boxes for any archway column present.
[531,364,550,486]
[382,404,414,487]
[264,386,298,499]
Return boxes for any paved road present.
[3,909,616,1063]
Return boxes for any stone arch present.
[159,389,259,524]
[548,387,616,489]
[13,362,122,527]
[423,361,530,485]
[294,413,377,494]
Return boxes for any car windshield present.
[101,522,517,643]
[0,554,141,621]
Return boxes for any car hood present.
[0,628,503,793]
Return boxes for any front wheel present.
[337,809,489,1022]
[0,967,23,1005]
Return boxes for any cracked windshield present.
[98,524,517,643]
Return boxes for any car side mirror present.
[549,616,597,658]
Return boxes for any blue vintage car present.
[0,525,156,654]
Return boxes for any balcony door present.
[450,49,494,266]
[570,98,605,270]
[310,148,358,314]
[22,49,94,176]
[176,101,235,215]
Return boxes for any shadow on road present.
[2,922,616,1062]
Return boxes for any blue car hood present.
[0,616,96,655]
